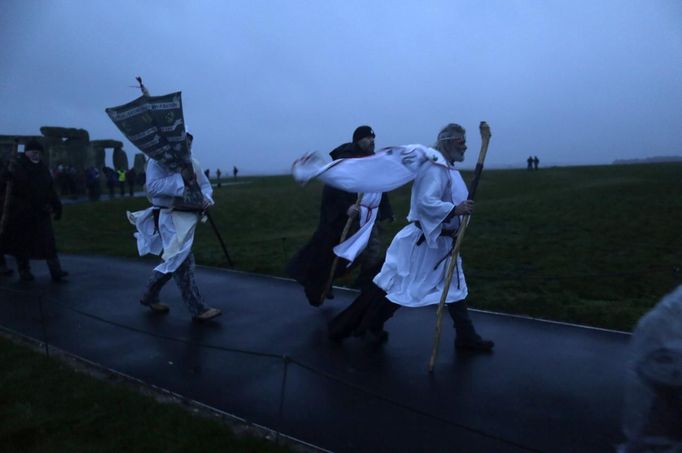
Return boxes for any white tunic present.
[373,152,468,307]
[127,158,213,274]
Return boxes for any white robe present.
[373,153,468,307]
[127,158,213,274]
[333,191,382,266]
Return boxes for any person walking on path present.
[308,123,494,351]
[533,155,540,170]
[287,125,393,306]
[128,132,221,322]
[116,168,126,196]
[0,140,68,282]
[216,168,222,188]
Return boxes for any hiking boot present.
[193,307,222,322]
[305,286,323,307]
[140,300,170,314]
[455,337,495,352]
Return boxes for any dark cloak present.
[286,142,393,304]
[0,154,62,259]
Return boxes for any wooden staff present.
[206,211,234,267]
[428,121,491,372]
[319,194,363,305]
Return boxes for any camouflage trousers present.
[140,253,207,315]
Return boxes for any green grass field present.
[0,336,292,452]
[55,163,682,332]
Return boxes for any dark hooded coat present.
[0,154,62,259]
[286,142,393,303]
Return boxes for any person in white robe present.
[325,123,494,351]
[129,133,222,322]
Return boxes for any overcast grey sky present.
[1,0,681,174]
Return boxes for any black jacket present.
[0,154,61,258]
[286,142,393,293]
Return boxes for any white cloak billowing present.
[127,158,213,274]
[373,154,468,307]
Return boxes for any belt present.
[414,221,458,246]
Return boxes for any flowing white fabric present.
[292,144,468,307]
[373,157,468,307]
[292,145,437,192]
[333,191,381,265]
[127,158,213,273]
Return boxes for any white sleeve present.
[413,163,454,248]
[146,160,185,198]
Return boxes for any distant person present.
[0,140,68,282]
[287,125,393,306]
[116,168,126,196]
[126,168,136,196]
[137,170,146,188]
[204,168,210,180]
[103,166,116,198]
[527,155,533,170]
[533,155,540,170]
[128,132,222,322]
[85,166,101,201]
[233,165,238,179]
[216,168,222,188]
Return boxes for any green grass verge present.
[55,163,682,331]
[0,335,291,452]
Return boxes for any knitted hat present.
[352,125,375,143]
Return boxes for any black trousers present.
[329,283,480,342]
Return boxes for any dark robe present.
[0,154,61,259]
[286,142,393,305]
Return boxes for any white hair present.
[434,123,466,152]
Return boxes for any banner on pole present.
[105,92,190,172]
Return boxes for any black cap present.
[25,140,44,152]
[352,125,375,143]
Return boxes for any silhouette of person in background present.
[527,156,533,170]
[126,168,136,196]
[533,156,540,170]
[233,166,238,179]
[216,168,222,188]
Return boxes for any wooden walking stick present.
[319,194,363,304]
[205,211,234,267]
[428,121,491,372]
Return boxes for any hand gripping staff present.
[428,121,491,372]
[319,194,363,305]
